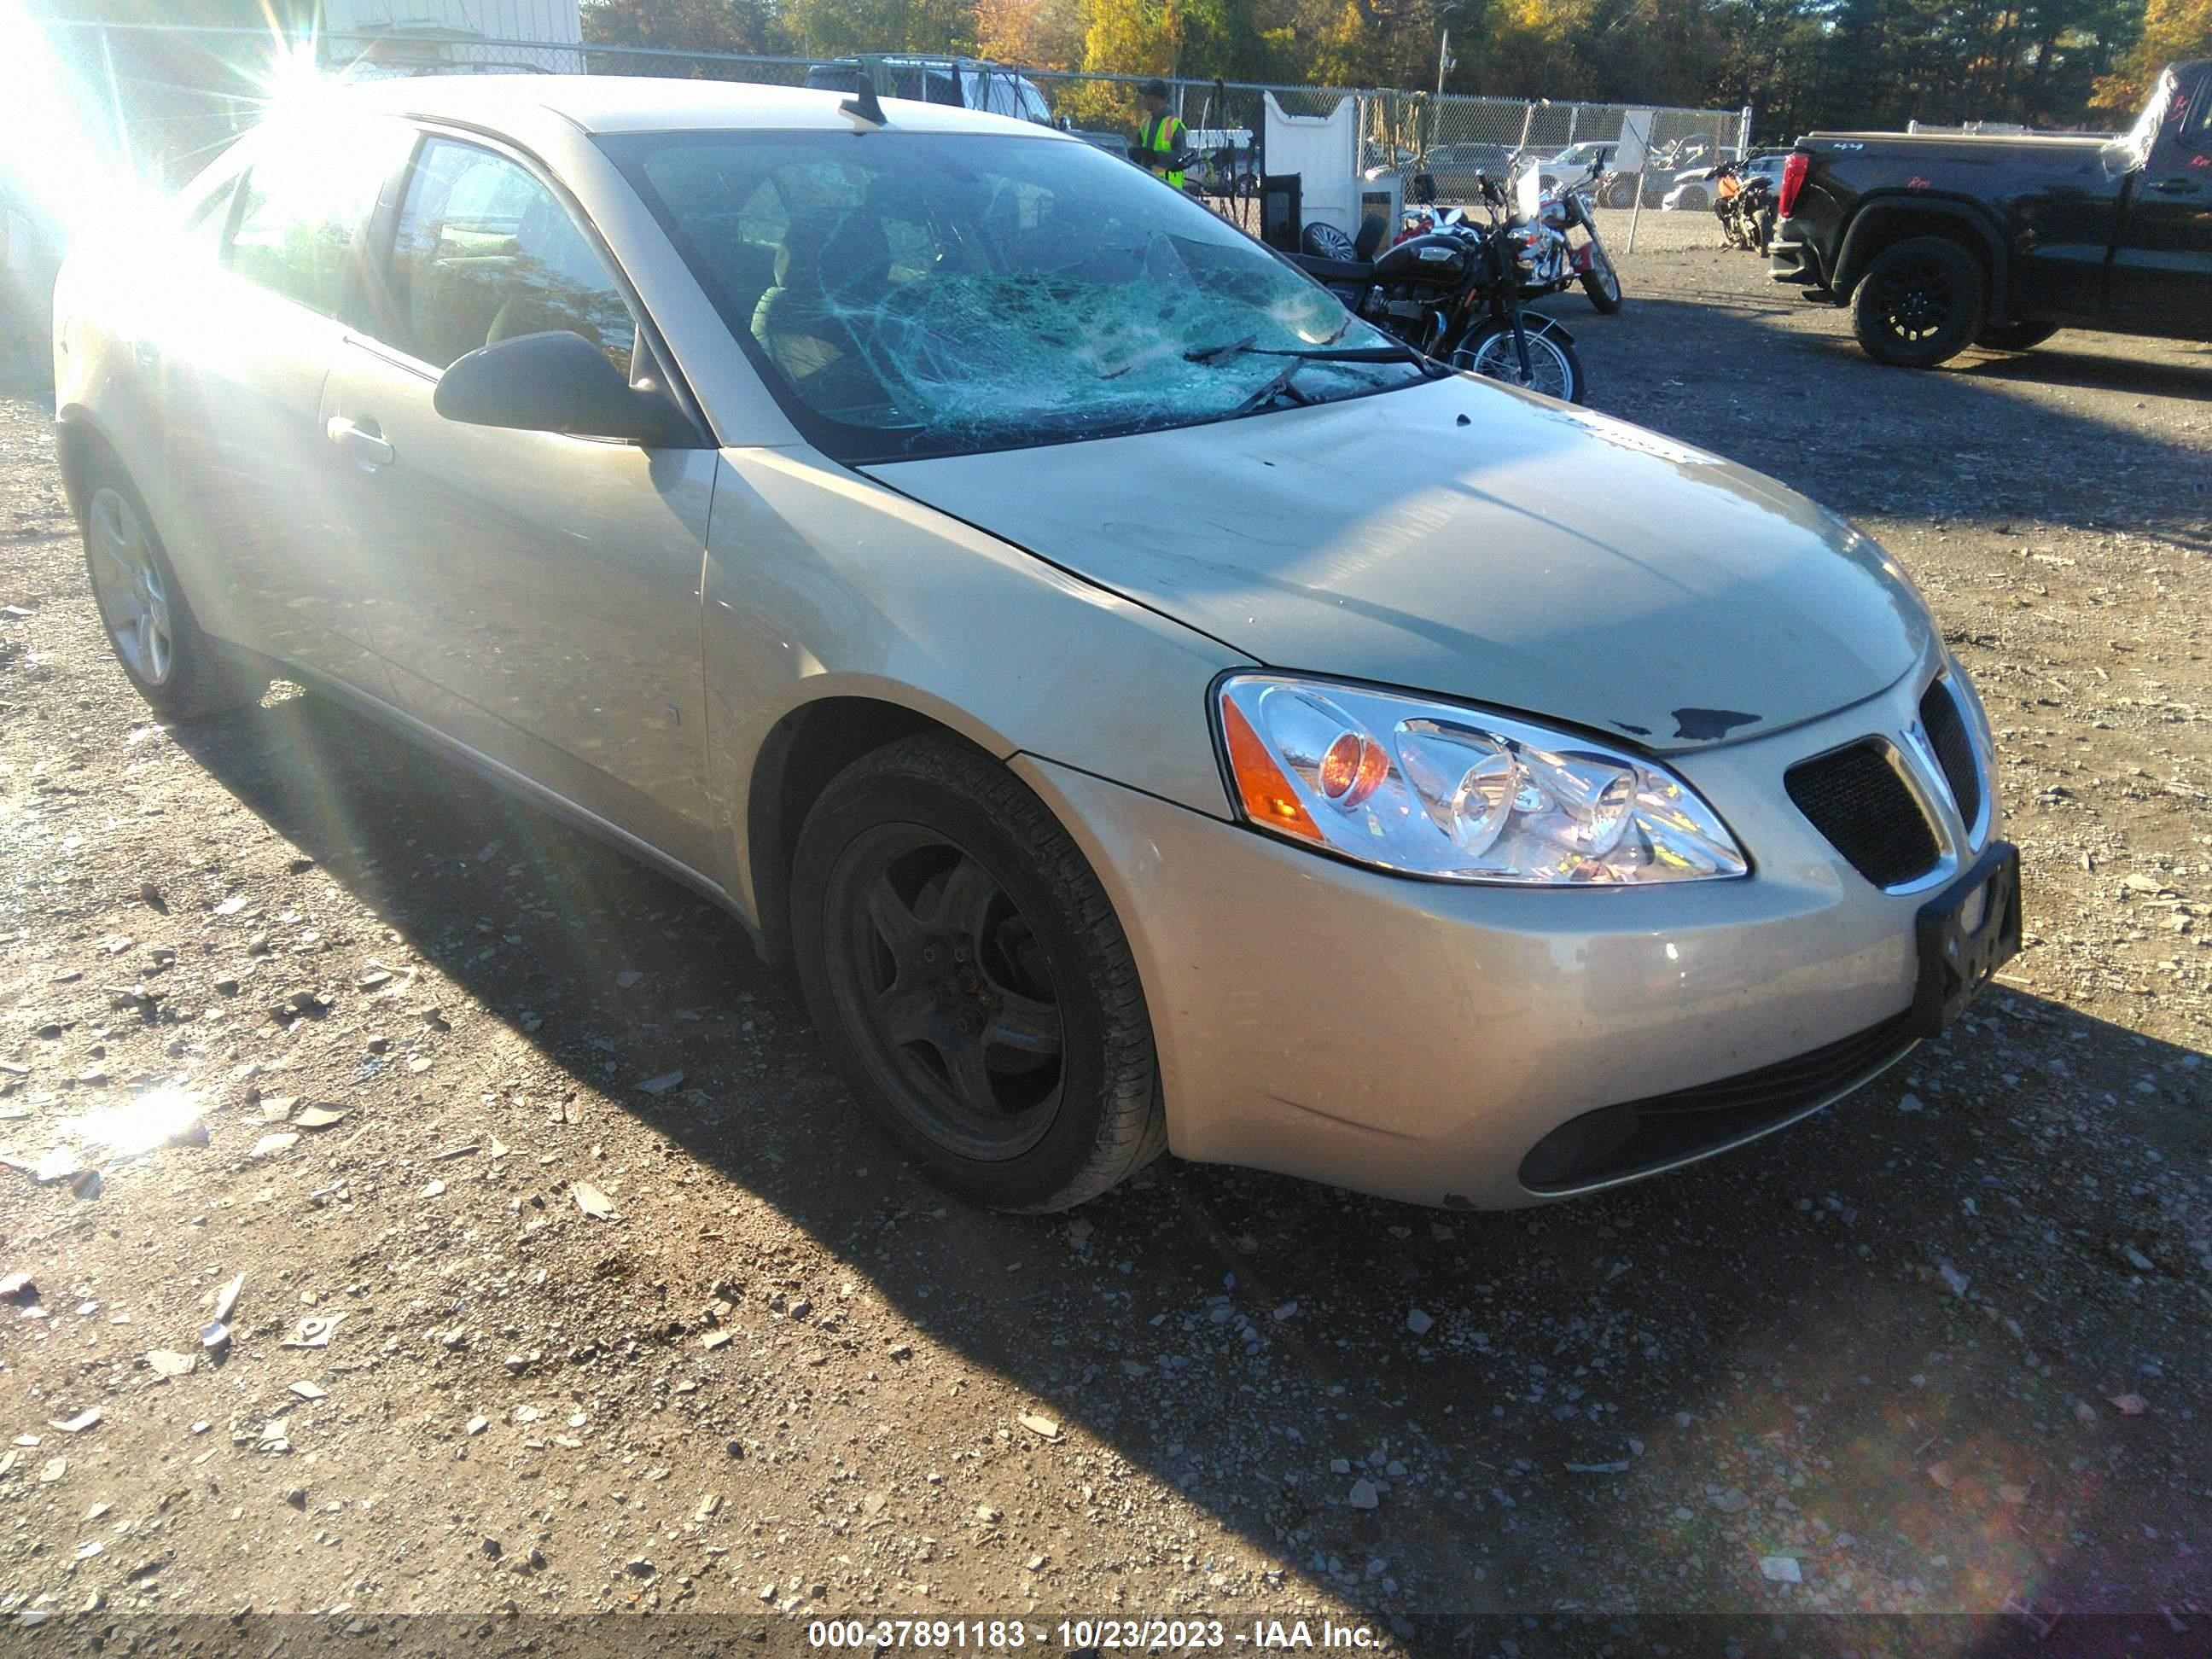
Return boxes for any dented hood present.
[865,375,1932,750]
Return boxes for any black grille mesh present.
[1920,680,1983,831]
[1785,742,1940,888]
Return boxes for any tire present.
[1676,187,1708,212]
[1580,243,1623,313]
[1301,221,1358,259]
[789,734,1165,1213]
[1974,320,2058,352]
[1851,235,1986,369]
[1452,319,1585,404]
[79,451,265,720]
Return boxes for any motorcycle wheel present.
[1452,320,1585,405]
[1580,245,1623,313]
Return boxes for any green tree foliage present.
[565,0,2179,136]
[2096,0,2212,109]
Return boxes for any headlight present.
[1215,675,1748,884]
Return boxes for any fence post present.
[1739,105,1754,155]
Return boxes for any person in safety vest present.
[1135,79,1189,189]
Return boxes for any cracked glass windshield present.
[602,130,1429,461]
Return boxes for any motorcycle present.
[1537,158,1623,313]
[1286,155,1586,404]
[1705,160,1775,253]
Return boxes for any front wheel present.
[79,452,265,720]
[1580,243,1623,313]
[790,735,1166,1212]
[1452,319,1586,404]
[1852,235,1986,368]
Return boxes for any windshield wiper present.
[1227,358,1318,417]
[1187,336,1450,377]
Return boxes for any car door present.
[155,119,414,692]
[319,131,720,877]
[2108,68,2212,335]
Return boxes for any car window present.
[225,121,410,317]
[606,129,1423,464]
[378,137,637,374]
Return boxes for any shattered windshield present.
[602,130,1426,462]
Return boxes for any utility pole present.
[1435,26,1451,97]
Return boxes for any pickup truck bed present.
[1769,60,2212,366]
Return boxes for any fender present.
[1525,313,1575,345]
[1831,195,2011,317]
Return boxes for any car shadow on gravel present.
[164,688,2212,1617]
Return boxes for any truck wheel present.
[1852,236,1984,369]
[790,734,1166,1213]
[1974,321,2058,352]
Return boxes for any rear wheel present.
[1974,320,2058,352]
[790,735,1165,1212]
[79,453,265,720]
[1453,320,1585,404]
[1852,235,1985,369]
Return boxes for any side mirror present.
[1410,171,1437,206]
[434,330,688,445]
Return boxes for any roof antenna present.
[841,56,888,129]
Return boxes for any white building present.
[320,0,583,73]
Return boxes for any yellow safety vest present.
[1141,113,1187,189]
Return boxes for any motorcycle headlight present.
[1215,675,1748,885]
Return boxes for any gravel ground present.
[0,246,2208,1646]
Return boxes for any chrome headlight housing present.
[1215,675,1748,884]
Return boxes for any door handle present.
[326,416,394,468]
[2151,177,2202,194]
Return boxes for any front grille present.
[1920,679,1983,832]
[1520,1011,1918,1192]
[1786,742,1940,888]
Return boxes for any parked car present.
[1536,140,1615,192]
[1663,150,1785,212]
[1771,58,2212,364]
[55,75,2018,1214]
[1382,142,1517,205]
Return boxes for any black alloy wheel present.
[1852,235,1985,369]
[826,824,1066,1161]
[790,735,1165,1211]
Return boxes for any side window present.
[2184,79,2211,153]
[381,138,637,374]
[224,123,408,316]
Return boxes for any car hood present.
[864,375,1932,752]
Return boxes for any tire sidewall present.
[790,751,1150,1211]
[1854,236,1985,368]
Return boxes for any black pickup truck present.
[1769,59,2212,366]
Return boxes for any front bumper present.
[1016,657,1994,1209]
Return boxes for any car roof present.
[333,72,1057,137]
